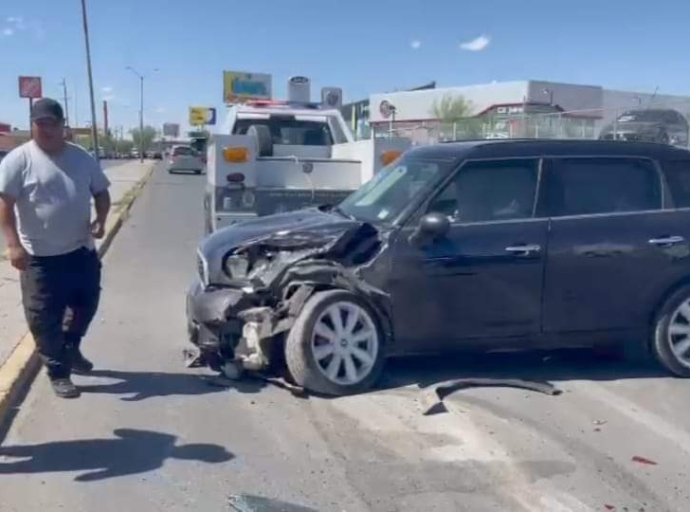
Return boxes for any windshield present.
[233,116,335,146]
[337,156,453,224]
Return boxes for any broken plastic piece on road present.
[593,419,608,426]
[631,455,658,466]
[420,378,562,416]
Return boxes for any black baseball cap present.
[31,98,64,122]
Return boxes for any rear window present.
[173,146,194,156]
[233,116,335,146]
[662,160,690,208]
[543,157,661,217]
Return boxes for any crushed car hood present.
[200,208,361,258]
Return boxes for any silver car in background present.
[166,145,205,175]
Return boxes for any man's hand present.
[91,220,105,239]
[8,245,28,271]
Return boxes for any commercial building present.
[341,82,436,139]
[368,80,690,145]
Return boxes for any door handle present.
[505,244,541,256]
[648,236,685,247]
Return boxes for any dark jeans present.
[20,247,102,379]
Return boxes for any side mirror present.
[409,212,450,246]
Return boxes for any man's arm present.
[91,190,111,239]
[0,193,28,270]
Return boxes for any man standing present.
[0,98,111,399]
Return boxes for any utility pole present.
[80,0,100,162]
[60,79,70,126]
[127,66,153,163]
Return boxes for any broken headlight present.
[223,254,250,278]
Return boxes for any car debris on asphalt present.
[420,378,562,416]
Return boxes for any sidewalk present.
[0,161,155,370]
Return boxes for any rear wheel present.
[285,290,385,395]
[651,285,690,377]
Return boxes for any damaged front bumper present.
[185,279,247,370]
[186,279,287,374]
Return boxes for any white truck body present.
[205,100,410,233]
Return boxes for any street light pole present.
[60,79,70,127]
[127,66,158,163]
[79,0,100,164]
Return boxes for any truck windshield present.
[337,156,453,224]
[233,116,335,146]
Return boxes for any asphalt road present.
[1,164,690,511]
[0,159,127,254]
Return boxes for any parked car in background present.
[188,139,690,395]
[599,109,689,147]
[153,151,163,160]
[166,145,204,174]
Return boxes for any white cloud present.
[102,86,113,94]
[155,107,167,114]
[2,28,14,37]
[459,34,491,52]
[410,40,421,50]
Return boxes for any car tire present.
[284,289,386,396]
[651,284,690,377]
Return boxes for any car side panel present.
[542,210,690,334]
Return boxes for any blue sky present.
[1,0,689,133]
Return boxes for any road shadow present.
[0,428,233,482]
[79,369,266,401]
[378,347,668,392]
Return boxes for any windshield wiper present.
[331,205,356,220]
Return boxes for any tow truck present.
[203,77,411,233]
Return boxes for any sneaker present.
[70,350,94,375]
[50,378,80,399]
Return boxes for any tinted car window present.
[662,160,690,208]
[544,157,661,217]
[427,159,539,223]
[173,146,195,157]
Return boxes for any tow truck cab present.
[204,80,410,234]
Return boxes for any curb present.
[0,162,156,430]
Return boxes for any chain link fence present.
[370,98,690,149]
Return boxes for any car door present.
[390,157,548,351]
[540,156,678,335]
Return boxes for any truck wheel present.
[285,289,385,396]
[651,284,690,377]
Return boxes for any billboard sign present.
[18,76,42,99]
[163,122,180,137]
[188,107,216,126]
[223,71,272,103]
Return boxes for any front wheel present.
[285,289,385,395]
[651,285,690,377]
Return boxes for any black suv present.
[188,139,690,395]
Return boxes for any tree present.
[130,126,157,152]
[431,94,474,122]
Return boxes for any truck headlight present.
[223,254,249,278]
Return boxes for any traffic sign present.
[18,76,42,99]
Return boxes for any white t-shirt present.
[0,141,111,256]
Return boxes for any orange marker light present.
[380,150,402,166]
[223,146,248,162]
